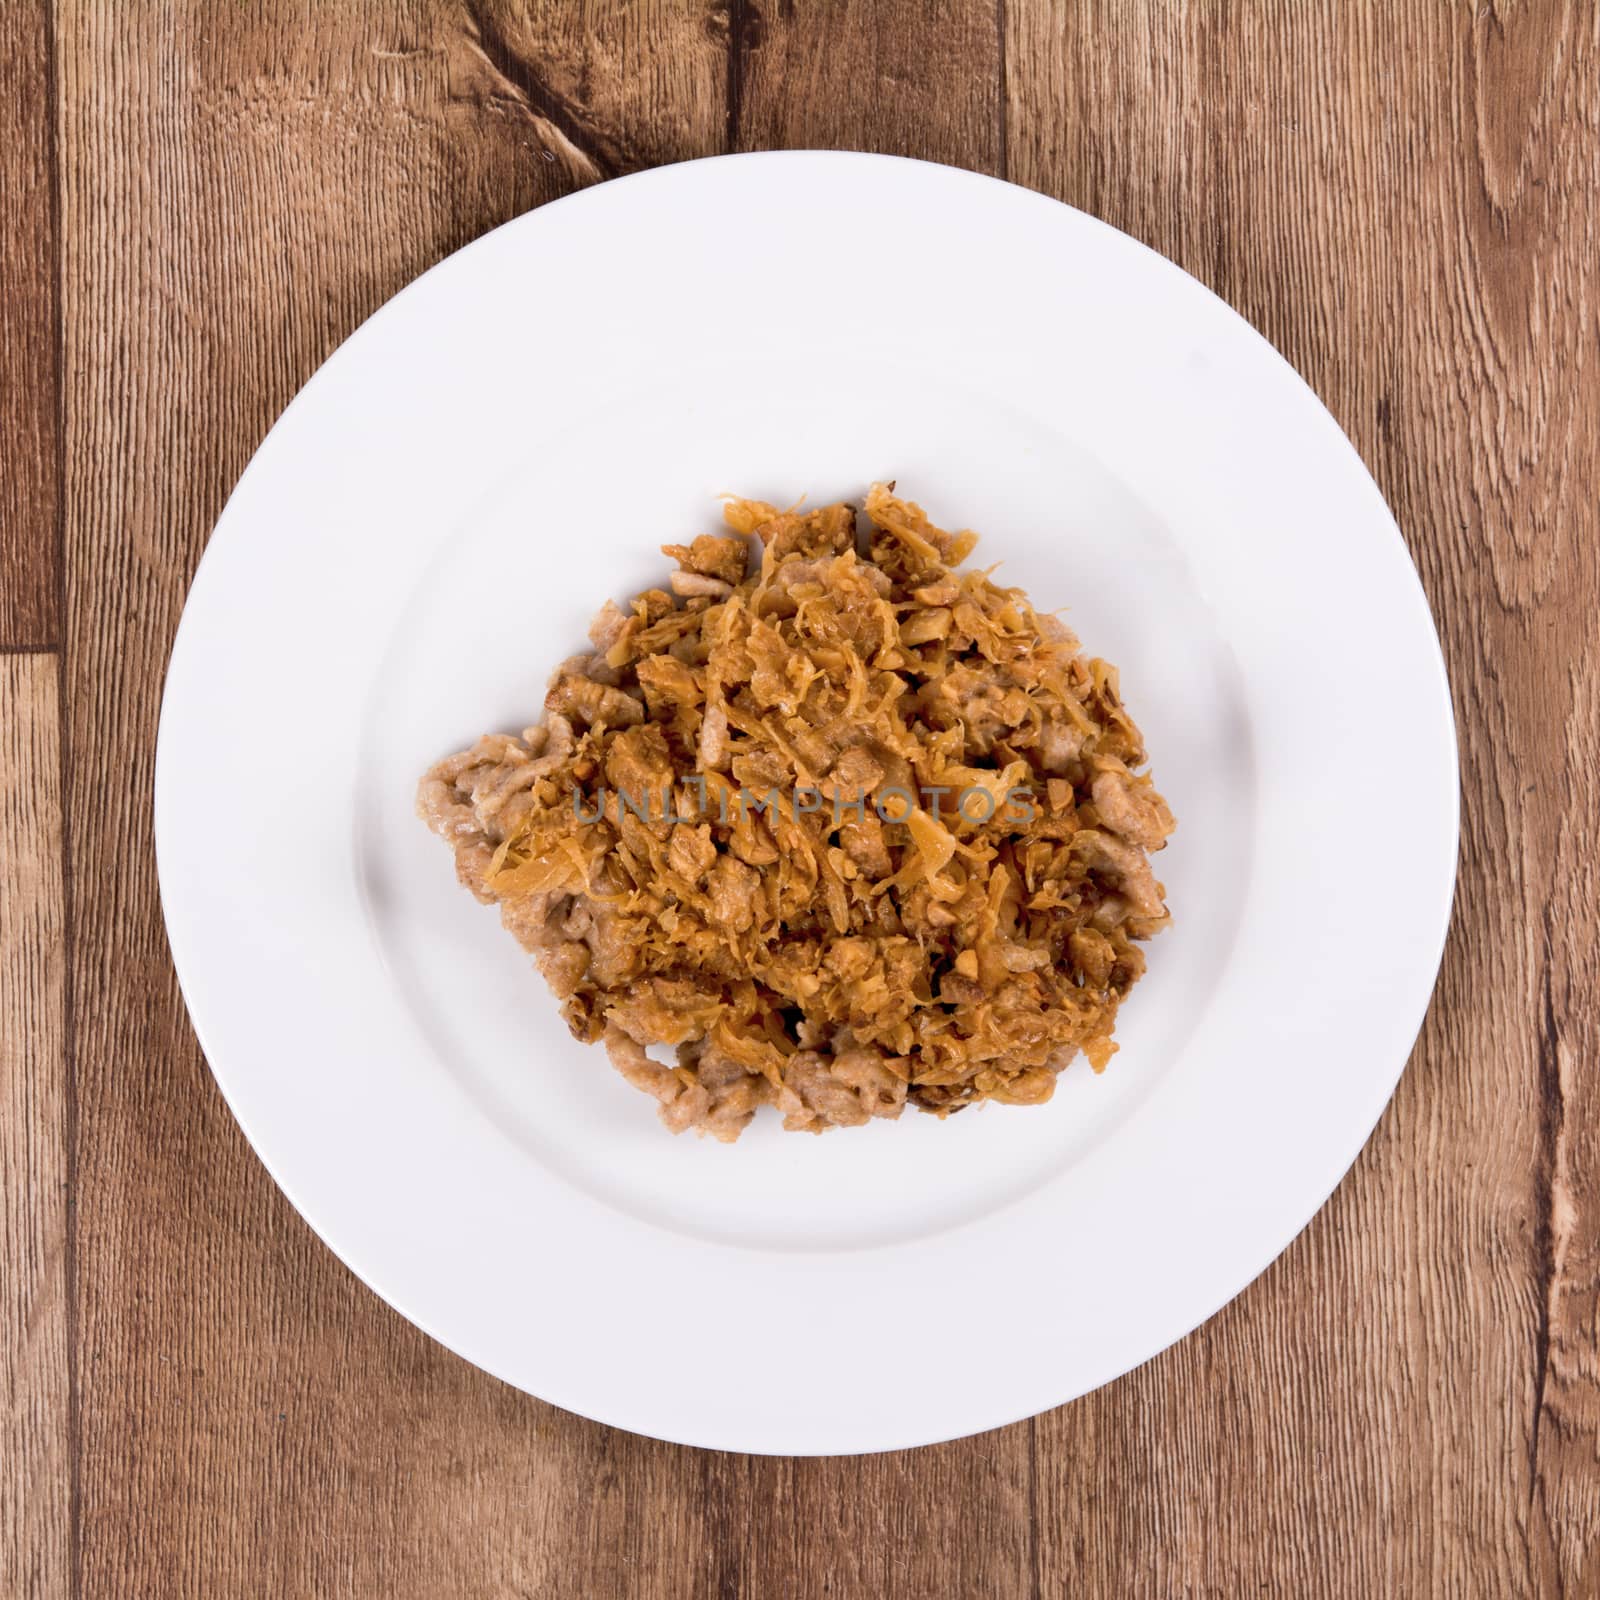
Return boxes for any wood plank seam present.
[996,0,1008,181]
[725,0,746,154]
[0,0,60,647]
[1527,910,1561,1497]
[0,656,70,1600]
[45,0,81,1592]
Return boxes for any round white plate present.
[156,152,1457,1455]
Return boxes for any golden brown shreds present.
[1067,926,1117,989]
[863,482,979,584]
[662,533,751,585]
[770,503,857,562]
[416,486,1175,1141]
[602,724,675,810]
[633,588,677,626]
[632,652,700,708]
[721,496,782,537]
[666,822,718,885]
[899,607,953,646]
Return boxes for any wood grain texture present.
[736,0,1002,169]
[0,0,1592,1595]
[55,4,718,1598]
[0,0,59,647]
[1009,2,1600,1595]
[0,657,70,1600]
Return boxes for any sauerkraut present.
[417,486,1174,1141]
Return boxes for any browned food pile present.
[418,485,1174,1141]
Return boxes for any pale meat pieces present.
[416,485,1175,1142]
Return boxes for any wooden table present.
[4,4,1596,1595]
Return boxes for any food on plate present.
[418,485,1174,1141]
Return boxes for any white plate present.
[156,152,1458,1455]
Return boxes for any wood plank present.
[1008,2,1600,1594]
[56,5,721,1597]
[736,0,1003,171]
[723,8,1034,1598]
[459,0,725,178]
[0,0,60,647]
[0,656,70,1600]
